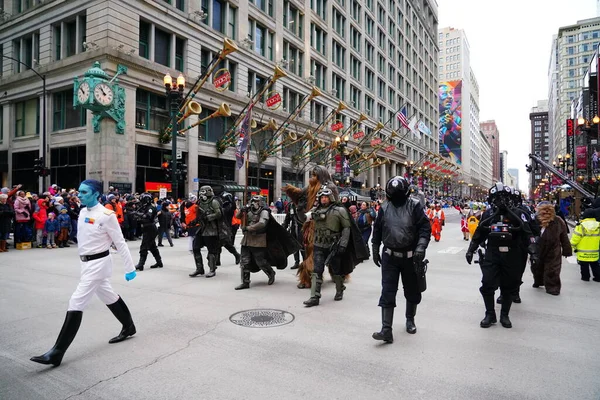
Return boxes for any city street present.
[1,213,599,400]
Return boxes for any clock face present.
[94,83,114,106]
[77,82,90,104]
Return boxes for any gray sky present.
[438,0,597,192]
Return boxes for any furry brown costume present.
[533,203,572,294]
[284,166,338,288]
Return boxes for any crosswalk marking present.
[438,246,465,254]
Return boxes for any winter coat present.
[570,218,600,262]
[13,196,32,222]
[538,217,572,264]
[32,199,48,230]
[0,202,14,233]
[68,201,80,220]
[48,186,57,196]
[57,213,72,230]
[45,218,59,233]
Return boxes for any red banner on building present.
[266,93,281,108]
[335,154,342,173]
[353,131,365,139]
[145,182,172,192]
[331,122,344,131]
[384,145,395,153]
[576,145,588,170]
[370,138,382,146]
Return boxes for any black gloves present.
[413,246,426,264]
[372,246,381,267]
[465,252,473,264]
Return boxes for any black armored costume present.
[134,193,163,271]
[466,182,538,329]
[283,202,305,270]
[372,176,431,343]
[195,185,223,278]
[217,191,241,265]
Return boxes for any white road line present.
[437,246,465,254]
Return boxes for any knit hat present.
[107,194,116,202]
[60,208,68,213]
[0,187,8,194]
[48,212,56,218]
[26,192,32,198]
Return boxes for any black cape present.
[338,207,370,275]
[247,212,302,273]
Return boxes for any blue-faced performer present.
[30,179,137,367]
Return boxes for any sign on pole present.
[159,188,167,199]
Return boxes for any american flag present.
[235,104,254,170]
[396,105,410,129]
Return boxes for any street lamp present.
[164,72,185,200]
[4,55,47,192]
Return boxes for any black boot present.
[291,262,300,270]
[189,252,205,277]
[405,302,417,334]
[206,254,217,278]
[30,311,82,367]
[232,249,241,265]
[234,268,251,290]
[63,241,70,248]
[303,273,322,307]
[512,291,522,303]
[372,308,394,343]
[216,253,221,267]
[106,297,136,344]
[496,294,503,304]
[261,265,275,285]
[480,295,497,328]
[149,248,163,268]
[333,275,346,301]
[500,294,513,328]
[135,254,147,271]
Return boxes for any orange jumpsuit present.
[430,209,445,242]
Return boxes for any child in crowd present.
[44,212,59,249]
[57,208,72,248]
[33,198,49,248]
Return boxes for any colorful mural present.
[439,81,462,165]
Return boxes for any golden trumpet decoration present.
[178,103,231,134]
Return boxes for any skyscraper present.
[438,27,481,186]
[480,120,501,182]
[530,100,550,197]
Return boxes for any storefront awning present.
[221,184,261,193]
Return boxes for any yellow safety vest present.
[570,218,600,262]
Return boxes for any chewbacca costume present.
[284,166,339,288]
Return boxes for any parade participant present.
[532,202,571,295]
[235,195,300,290]
[372,176,431,343]
[157,200,174,247]
[30,179,137,367]
[570,208,600,282]
[217,191,241,265]
[430,203,445,242]
[284,165,339,289]
[196,186,223,278]
[466,183,538,329]
[186,195,206,277]
[303,186,356,307]
[283,201,304,270]
[134,193,163,271]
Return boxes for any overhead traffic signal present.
[162,160,172,181]
[176,160,187,181]
[34,157,45,176]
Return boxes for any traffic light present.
[176,160,188,181]
[34,157,45,176]
[162,160,172,180]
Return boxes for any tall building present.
[507,168,519,190]
[0,0,439,199]
[437,26,481,186]
[479,129,493,189]
[529,100,550,198]
[548,17,600,161]
[499,150,508,184]
[480,120,500,182]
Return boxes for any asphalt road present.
[1,212,599,400]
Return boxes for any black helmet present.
[511,188,522,206]
[140,193,153,205]
[386,176,410,200]
[488,182,511,208]
[221,191,234,204]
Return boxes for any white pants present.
[68,258,119,311]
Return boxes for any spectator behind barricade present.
[68,195,81,243]
[341,196,351,210]
[44,212,59,249]
[48,184,58,196]
[105,194,124,226]
[357,201,376,255]
[33,198,49,248]
[349,205,358,220]
[57,208,71,248]
[0,194,14,252]
[14,190,32,244]
[270,202,277,213]
[275,197,284,214]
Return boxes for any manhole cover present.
[229,309,295,328]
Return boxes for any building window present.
[53,90,85,131]
[283,41,303,77]
[139,20,186,69]
[351,26,361,52]
[247,70,267,101]
[249,19,274,60]
[377,4,385,24]
[250,0,274,17]
[163,0,185,11]
[311,23,327,56]
[15,98,39,137]
[283,1,303,38]
[366,42,374,65]
[378,78,385,99]
[378,29,385,51]
[378,53,385,74]
[332,40,345,69]
[197,106,233,143]
[227,5,237,39]
[365,95,374,117]
[53,15,86,61]
[212,0,226,33]
[311,60,327,90]
[310,101,327,124]
[154,27,171,67]
[350,56,361,81]
[135,89,169,132]
[282,86,301,113]
[0,106,3,143]
[333,73,345,101]
[351,85,361,109]
[333,8,345,38]
[13,32,39,73]
[139,20,150,58]
[312,0,327,20]
[365,68,374,91]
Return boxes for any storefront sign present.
[331,122,344,132]
[213,70,231,89]
[566,119,575,165]
[370,138,382,146]
[384,145,396,153]
[145,182,172,192]
[108,181,133,193]
[266,93,281,108]
[353,131,365,139]
[576,145,587,170]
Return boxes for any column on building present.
[186,114,199,196]
[368,165,375,189]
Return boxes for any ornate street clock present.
[73,61,127,134]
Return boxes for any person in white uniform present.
[31,179,138,367]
